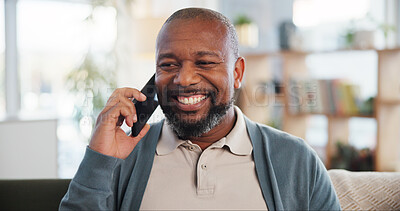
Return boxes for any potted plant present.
[234,14,259,48]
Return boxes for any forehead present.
[156,19,229,55]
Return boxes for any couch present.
[0,170,399,210]
[328,169,400,210]
[0,179,71,210]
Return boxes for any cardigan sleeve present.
[309,155,342,210]
[59,147,123,211]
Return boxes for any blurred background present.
[0,0,399,179]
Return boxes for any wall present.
[0,119,58,179]
[219,0,294,53]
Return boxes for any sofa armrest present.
[328,169,400,210]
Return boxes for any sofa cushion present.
[0,179,71,210]
[328,169,400,210]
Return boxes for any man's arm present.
[309,157,342,210]
[60,148,122,210]
[59,88,150,210]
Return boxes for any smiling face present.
[155,18,244,140]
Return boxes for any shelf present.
[378,99,400,105]
[283,47,400,55]
[242,47,400,57]
[288,112,375,119]
[326,113,375,119]
[241,47,400,171]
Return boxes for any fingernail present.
[133,114,137,123]
[140,93,147,100]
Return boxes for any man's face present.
[155,19,240,139]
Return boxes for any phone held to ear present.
[131,74,159,137]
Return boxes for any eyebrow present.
[195,51,222,58]
[157,51,224,62]
[157,53,176,62]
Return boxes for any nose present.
[173,62,200,87]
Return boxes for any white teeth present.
[178,96,207,105]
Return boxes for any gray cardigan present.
[60,117,341,210]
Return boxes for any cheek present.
[155,73,172,100]
[156,71,185,107]
[221,65,236,91]
[206,74,234,102]
[156,71,174,86]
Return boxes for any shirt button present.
[188,146,195,151]
[201,164,207,170]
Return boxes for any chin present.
[160,98,234,139]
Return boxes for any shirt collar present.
[156,121,185,156]
[224,106,253,155]
[156,106,253,156]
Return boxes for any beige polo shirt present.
[140,106,268,210]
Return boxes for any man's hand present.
[89,88,151,159]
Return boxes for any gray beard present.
[162,99,234,140]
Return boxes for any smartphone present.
[131,74,159,137]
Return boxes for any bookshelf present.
[238,54,275,126]
[240,48,400,172]
[375,48,400,172]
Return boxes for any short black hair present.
[160,7,239,59]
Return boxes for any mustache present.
[167,88,213,96]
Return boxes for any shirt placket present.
[196,148,216,197]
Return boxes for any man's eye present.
[159,63,179,70]
[196,61,217,66]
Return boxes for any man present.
[60,8,341,210]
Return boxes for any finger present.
[116,115,124,127]
[101,103,135,127]
[103,94,128,113]
[102,88,146,114]
[101,102,135,127]
[115,97,138,127]
[117,102,136,127]
[102,98,122,115]
[118,87,147,101]
[120,96,137,121]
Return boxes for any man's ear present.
[233,57,245,89]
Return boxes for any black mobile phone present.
[131,74,159,137]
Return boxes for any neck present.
[190,106,237,150]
